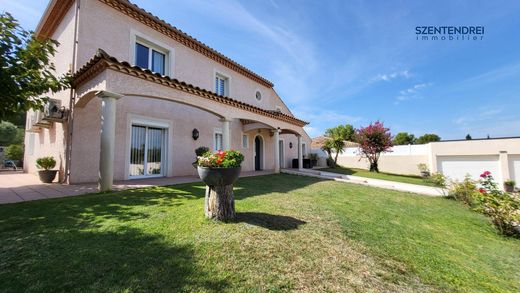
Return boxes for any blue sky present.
[2,0,520,140]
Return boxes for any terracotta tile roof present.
[72,49,308,127]
[99,0,274,88]
[311,136,359,149]
[37,0,274,88]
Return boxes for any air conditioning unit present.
[43,99,68,122]
[31,110,52,130]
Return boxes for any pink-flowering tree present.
[354,121,393,172]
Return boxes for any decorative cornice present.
[36,0,74,38]
[98,0,274,88]
[72,50,308,127]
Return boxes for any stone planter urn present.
[197,166,241,221]
[38,170,58,183]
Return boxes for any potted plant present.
[504,179,516,193]
[193,146,209,168]
[309,153,319,167]
[196,150,244,221]
[36,156,57,183]
[417,163,430,178]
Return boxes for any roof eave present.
[72,50,309,127]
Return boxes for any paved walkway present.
[282,168,447,196]
[0,170,274,205]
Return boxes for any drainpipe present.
[63,0,81,184]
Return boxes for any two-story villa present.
[25,0,311,190]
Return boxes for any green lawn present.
[0,174,518,292]
[321,166,437,186]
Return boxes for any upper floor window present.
[215,73,229,96]
[255,91,262,101]
[135,41,167,75]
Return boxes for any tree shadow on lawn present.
[1,225,228,292]
[235,212,307,231]
[0,185,235,292]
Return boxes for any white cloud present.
[303,126,322,138]
[394,82,432,104]
[374,70,412,82]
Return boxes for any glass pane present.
[219,79,225,95]
[152,50,165,75]
[242,135,248,148]
[215,77,219,93]
[147,127,163,175]
[135,43,149,69]
[215,133,223,151]
[130,125,146,176]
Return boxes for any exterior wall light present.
[192,128,199,140]
[289,142,293,149]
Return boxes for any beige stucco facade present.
[25,0,311,185]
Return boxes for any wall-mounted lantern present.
[289,142,293,149]
[192,128,199,140]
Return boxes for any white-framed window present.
[215,73,229,96]
[242,133,249,149]
[214,128,223,151]
[130,30,174,76]
[135,40,167,75]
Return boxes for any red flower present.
[479,188,486,194]
[480,171,491,178]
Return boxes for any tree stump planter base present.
[197,166,241,222]
[204,184,236,221]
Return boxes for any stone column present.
[97,91,123,192]
[273,129,280,173]
[297,135,303,170]
[221,118,231,150]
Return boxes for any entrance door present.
[129,125,165,178]
[254,136,262,170]
[278,140,284,168]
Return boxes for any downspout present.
[63,0,81,184]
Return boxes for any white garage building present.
[429,137,520,187]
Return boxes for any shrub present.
[448,175,479,206]
[197,150,244,168]
[5,144,24,161]
[448,171,520,237]
[309,153,319,161]
[427,172,447,188]
[477,172,520,236]
[195,146,210,157]
[36,156,56,170]
[504,179,516,188]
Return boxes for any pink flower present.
[480,171,491,178]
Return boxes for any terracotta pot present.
[38,170,58,183]
[197,166,241,186]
